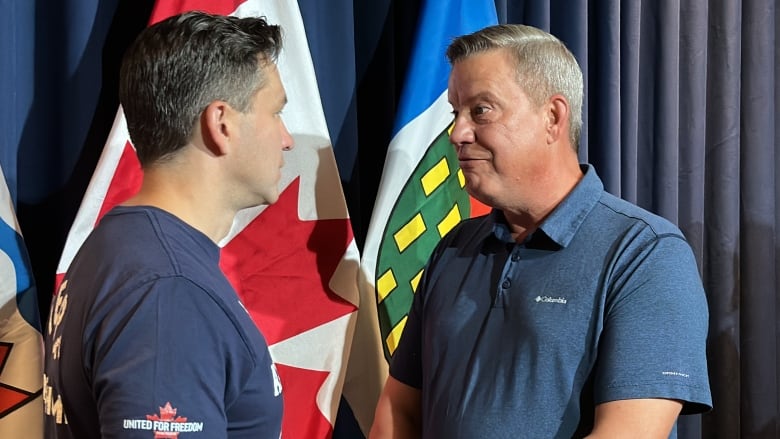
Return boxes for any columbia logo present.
[535,296,568,304]
[662,371,690,378]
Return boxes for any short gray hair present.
[447,24,583,150]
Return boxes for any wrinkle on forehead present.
[448,50,518,105]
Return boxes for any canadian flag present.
[54,0,383,437]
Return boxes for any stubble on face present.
[448,49,549,213]
[232,63,291,208]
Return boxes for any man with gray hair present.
[370,24,711,438]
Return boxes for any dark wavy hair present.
[119,11,282,167]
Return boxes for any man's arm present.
[369,376,422,439]
[586,398,682,438]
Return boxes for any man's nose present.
[449,118,474,147]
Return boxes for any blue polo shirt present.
[390,165,712,438]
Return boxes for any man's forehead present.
[448,69,504,102]
[257,63,287,105]
[259,63,282,88]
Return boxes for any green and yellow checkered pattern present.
[375,126,471,360]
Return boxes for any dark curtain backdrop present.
[1,0,777,438]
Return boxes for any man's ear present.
[200,100,235,156]
[546,94,570,144]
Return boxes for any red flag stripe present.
[149,0,245,25]
[96,142,143,223]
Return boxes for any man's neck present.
[502,161,584,242]
[124,167,235,243]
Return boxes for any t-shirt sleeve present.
[594,234,712,414]
[85,277,251,438]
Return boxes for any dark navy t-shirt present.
[44,206,283,438]
[390,165,712,438]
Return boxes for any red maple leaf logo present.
[147,402,187,423]
[146,402,188,439]
[0,342,42,419]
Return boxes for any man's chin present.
[240,191,278,210]
[263,191,280,205]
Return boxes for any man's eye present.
[473,106,489,116]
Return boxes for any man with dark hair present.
[370,24,711,438]
[43,11,293,438]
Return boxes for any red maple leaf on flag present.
[220,179,356,438]
[221,178,356,345]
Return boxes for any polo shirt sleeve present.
[85,277,253,438]
[594,234,712,414]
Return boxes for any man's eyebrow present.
[453,92,499,107]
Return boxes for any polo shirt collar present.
[490,164,604,248]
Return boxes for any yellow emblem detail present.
[437,204,462,237]
[394,213,426,252]
[421,158,450,196]
[386,316,408,356]
[377,269,398,303]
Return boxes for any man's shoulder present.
[595,192,684,238]
[79,208,176,269]
[69,206,221,297]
